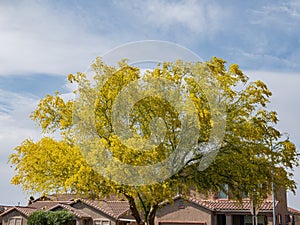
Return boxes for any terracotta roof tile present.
[106,201,130,218]
[34,193,125,202]
[0,201,75,217]
[288,207,300,215]
[189,197,276,211]
[78,199,130,219]
[169,195,276,212]
[0,206,36,217]
[47,204,91,218]
[0,205,12,213]
[16,207,37,216]
[81,199,115,218]
[29,201,73,210]
[34,194,79,202]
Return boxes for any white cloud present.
[0,0,299,208]
[0,89,41,156]
[0,84,76,204]
[114,0,228,35]
[227,47,298,72]
[1,69,300,207]
[0,1,113,76]
[0,89,43,204]
[250,0,300,25]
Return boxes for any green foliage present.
[28,210,75,225]
[47,210,75,225]
[28,210,47,225]
[10,57,299,225]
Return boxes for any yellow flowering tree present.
[10,57,298,225]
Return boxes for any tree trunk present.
[144,205,158,225]
[124,193,143,225]
[124,193,159,225]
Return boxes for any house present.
[156,195,276,225]
[0,206,12,225]
[0,190,299,225]
[0,195,135,225]
[155,188,290,225]
[288,207,300,225]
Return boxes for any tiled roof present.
[0,196,130,221]
[170,195,276,212]
[29,201,73,210]
[190,198,275,211]
[80,199,114,218]
[0,205,12,213]
[0,206,36,217]
[107,201,131,218]
[0,201,75,217]
[79,199,130,219]
[34,194,79,202]
[288,207,300,215]
[0,201,93,219]
[47,204,91,218]
[34,193,125,202]
[15,207,37,216]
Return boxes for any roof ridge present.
[0,206,37,217]
[185,196,277,211]
[106,201,130,218]
[106,200,128,202]
[79,199,116,219]
[31,200,72,203]
[47,203,91,218]
[288,207,300,215]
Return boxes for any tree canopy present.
[27,210,75,225]
[10,57,299,225]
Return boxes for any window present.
[218,184,228,199]
[8,218,22,225]
[94,220,110,225]
[244,215,252,225]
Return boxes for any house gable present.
[49,203,92,220]
[71,200,117,225]
[32,194,78,202]
[0,208,30,225]
[156,197,212,225]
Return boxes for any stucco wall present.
[1,210,27,225]
[72,201,117,225]
[155,198,212,225]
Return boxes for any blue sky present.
[0,0,299,208]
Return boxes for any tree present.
[28,210,75,225]
[10,57,299,225]
[47,211,75,225]
[28,210,48,225]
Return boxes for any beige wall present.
[72,201,117,225]
[1,210,27,225]
[155,198,212,225]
